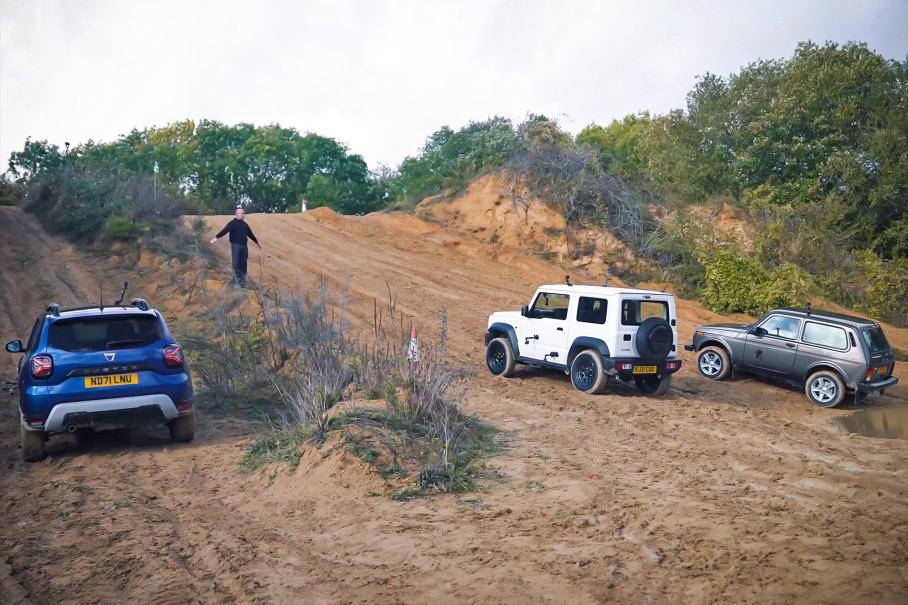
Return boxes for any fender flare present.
[697,337,737,364]
[485,323,520,357]
[804,361,855,389]
[568,337,610,364]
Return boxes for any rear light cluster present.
[616,362,635,371]
[163,344,184,368]
[31,355,53,379]
[866,367,877,381]
[665,360,682,373]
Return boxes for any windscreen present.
[862,326,890,355]
[621,300,669,326]
[48,316,163,352]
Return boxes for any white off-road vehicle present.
[485,280,681,395]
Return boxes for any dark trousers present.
[231,243,249,287]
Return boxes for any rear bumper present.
[602,357,682,378]
[30,394,182,433]
[857,376,898,392]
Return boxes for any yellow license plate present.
[84,373,139,388]
[878,366,889,376]
[633,365,658,374]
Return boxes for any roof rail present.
[46,303,60,317]
[130,298,150,311]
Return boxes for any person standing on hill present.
[209,207,262,288]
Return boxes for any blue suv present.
[5,298,194,461]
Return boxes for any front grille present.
[66,364,149,378]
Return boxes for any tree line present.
[4,41,905,323]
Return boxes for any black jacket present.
[215,219,259,246]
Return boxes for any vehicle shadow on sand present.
[509,365,904,410]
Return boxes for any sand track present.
[1,205,907,604]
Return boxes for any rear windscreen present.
[862,327,890,355]
[621,300,669,326]
[48,316,163,352]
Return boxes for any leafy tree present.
[576,113,650,182]
[8,139,63,181]
[391,117,523,202]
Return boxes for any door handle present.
[556,327,564,331]
[785,343,796,348]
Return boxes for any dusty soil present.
[1,204,907,604]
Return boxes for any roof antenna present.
[114,281,128,306]
[806,301,812,316]
[565,275,572,287]
[99,284,104,312]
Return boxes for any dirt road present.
[1,206,907,604]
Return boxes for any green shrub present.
[104,216,142,240]
[701,250,811,315]
[856,250,908,326]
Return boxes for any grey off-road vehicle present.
[685,306,898,407]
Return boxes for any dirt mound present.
[415,172,639,280]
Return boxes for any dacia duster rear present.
[6,300,194,461]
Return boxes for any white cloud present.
[1,0,905,169]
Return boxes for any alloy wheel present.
[699,351,722,376]
[810,376,838,404]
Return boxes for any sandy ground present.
[1,204,907,604]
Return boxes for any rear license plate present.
[84,373,139,388]
[878,366,889,376]
[632,365,658,374]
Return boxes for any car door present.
[742,314,801,375]
[523,291,570,363]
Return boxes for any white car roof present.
[534,284,672,297]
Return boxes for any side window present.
[621,300,668,326]
[577,297,607,324]
[26,318,44,352]
[759,315,801,340]
[529,292,570,321]
[802,322,848,350]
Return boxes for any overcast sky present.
[1,0,906,170]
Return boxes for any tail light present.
[31,355,53,379]
[163,344,184,368]
[866,367,876,381]
[665,360,682,373]
[616,362,634,371]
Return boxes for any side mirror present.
[750,327,767,337]
[5,340,23,353]
[521,305,529,318]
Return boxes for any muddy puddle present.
[831,406,908,440]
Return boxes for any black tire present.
[169,413,196,442]
[570,350,607,394]
[486,337,517,378]
[697,346,732,380]
[21,425,47,462]
[805,370,846,408]
[635,317,673,360]
[635,373,672,396]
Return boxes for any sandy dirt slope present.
[0,208,105,376]
[1,205,907,604]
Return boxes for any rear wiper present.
[105,339,145,349]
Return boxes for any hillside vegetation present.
[5,41,906,324]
